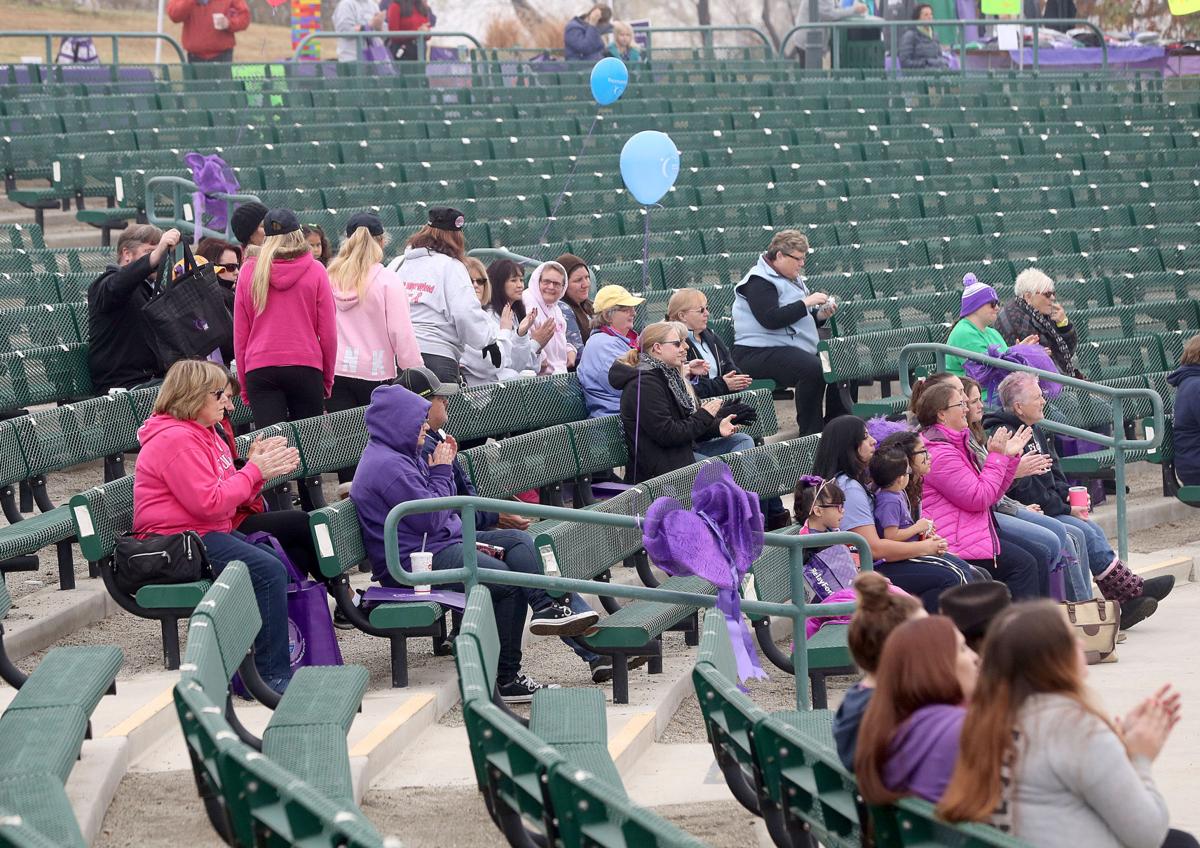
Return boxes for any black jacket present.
[982,408,1071,516]
[898,27,948,69]
[683,328,739,399]
[610,361,719,484]
[87,255,164,394]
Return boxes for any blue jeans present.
[1054,514,1116,576]
[201,530,292,690]
[1009,509,1092,600]
[560,593,600,664]
[693,431,755,462]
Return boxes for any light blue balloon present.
[590,56,628,106]
[619,131,680,206]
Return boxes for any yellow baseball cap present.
[592,284,646,313]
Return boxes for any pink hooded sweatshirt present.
[233,251,338,402]
[331,263,422,381]
[920,423,1020,561]
[521,261,569,375]
[132,414,265,536]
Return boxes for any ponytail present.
[250,229,311,315]
[327,227,385,301]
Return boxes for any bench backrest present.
[70,473,134,563]
[457,585,501,700]
[290,406,368,477]
[819,326,938,384]
[13,391,142,478]
[546,762,709,848]
[566,415,629,478]
[461,423,576,500]
[533,485,651,582]
[445,373,586,442]
[185,562,260,697]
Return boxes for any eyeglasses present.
[987,301,1000,308]
[659,339,686,348]
[541,279,566,289]
[209,390,232,402]
[1042,290,1057,298]
[913,449,929,457]
[782,251,807,261]
[816,501,845,511]
[215,263,240,275]
[472,277,488,286]
[689,305,710,313]
[945,400,969,410]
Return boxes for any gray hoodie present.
[392,247,497,362]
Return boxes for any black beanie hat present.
[230,201,268,245]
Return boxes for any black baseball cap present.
[428,207,465,232]
[395,366,459,398]
[262,208,301,238]
[345,211,384,238]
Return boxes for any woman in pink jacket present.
[326,212,421,480]
[133,360,303,693]
[916,381,1045,600]
[233,208,337,508]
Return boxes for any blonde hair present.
[250,230,311,314]
[153,359,230,422]
[766,229,810,260]
[665,288,705,323]
[618,320,688,369]
[326,226,385,301]
[611,19,633,38]
[464,257,490,305]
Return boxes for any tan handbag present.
[1059,599,1119,664]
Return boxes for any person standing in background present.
[167,0,250,62]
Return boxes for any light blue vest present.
[731,254,820,354]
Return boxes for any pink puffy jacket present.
[920,424,1019,561]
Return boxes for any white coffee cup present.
[410,551,433,594]
[212,12,229,29]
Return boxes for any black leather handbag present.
[143,244,235,371]
[113,531,211,596]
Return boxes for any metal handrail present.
[289,29,484,62]
[0,30,187,65]
[897,342,1163,562]
[779,18,1107,75]
[145,175,261,243]
[383,494,873,710]
[467,247,537,266]
[632,25,775,58]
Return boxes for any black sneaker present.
[1141,575,1175,603]
[498,673,558,704]
[333,590,364,631]
[528,603,600,637]
[1119,595,1158,631]
[590,656,613,684]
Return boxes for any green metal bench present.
[181,563,368,802]
[456,585,704,848]
[71,475,209,669]
[819,326,944,418]
[0,575,122,848]
[308,498,450,688]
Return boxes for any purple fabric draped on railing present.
[184,152,239,237]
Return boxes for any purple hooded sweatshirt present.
[882,703,966,803]
[352,383,461,585]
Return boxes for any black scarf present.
[1018,298,1075,374]
[640,356,696,414]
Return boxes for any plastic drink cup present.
[212,12,228,29]
[410,551,433,594]
[1068,486,1089,519]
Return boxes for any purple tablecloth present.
[964,45,1168,72]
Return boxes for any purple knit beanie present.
[959,272,1000,318]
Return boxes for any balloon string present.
[537,113,601,255]
[641,204,651,291]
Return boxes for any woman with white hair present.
[995,267,1081,378]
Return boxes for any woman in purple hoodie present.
[855,615,979,804]
[350,382,600,703]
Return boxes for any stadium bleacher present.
[0,51,1197,848]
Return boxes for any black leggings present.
[421,353,461,385]
[243,365,325,510]
[732,344,849,436]
[237,510,321,581]
[1164,829,1199,848]
[328,375,387,483]
[965,540,1044,601]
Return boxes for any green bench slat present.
[0,774,85,848]
[1059,448,1150,473]
[530,687,623,792]
[0,705,88,782]
[266,666,368,734]
[6,646,120,714]
[770,708,836,746]
[367,601,442,630]
[806,624,853,671]
[0,507,73,562]
[587,575,715,649]
[134,580,211,609]
[852,395,911,418]
[262,724,357,804]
